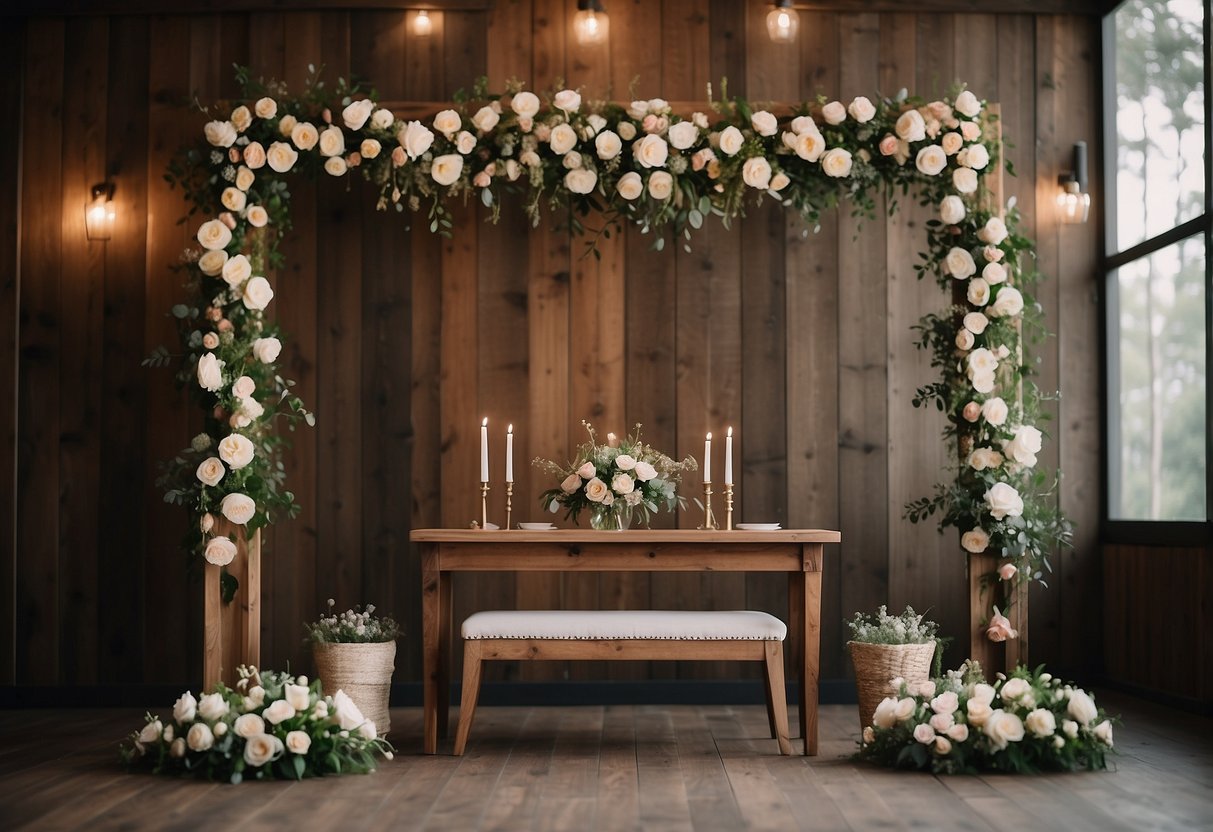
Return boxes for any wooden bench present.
[454,610,792,756]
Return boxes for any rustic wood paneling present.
[2,5,1105,690]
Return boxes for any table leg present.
[438,571,452,739]
[422,544,441,754]
[801,544,823,756]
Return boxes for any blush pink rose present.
[878,134,899,156]
[998,563,1018,581]
[986,606,1018,642]
[961,402,981,422]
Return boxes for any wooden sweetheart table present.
[411,528,841,755]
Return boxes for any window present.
[1104,0,1210,530]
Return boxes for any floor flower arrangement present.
[857,662,1115,774]
[121,666,391,783]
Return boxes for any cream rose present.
[430,154,464,186]
[971,371,995,394]
[371,108,394,130]
[871,697,899,729]
[977,217,1008,245]
[198,692,229,721]
[953,167,978,194]
[592,129,622,161]
[960,527,990,554]
[930,691,959,715]
[196,457,225,487]
[564,168,597,195]
[198,249,228,277]
[915,145,947,176]
[235,165,256,191]
[342,98,374,131]
[913,723,936,745]
[1093,719,1113,746]
[197,353,224,392]
[553,88,581,113]
[966,698,993,727]
[1024,708,1056,738]
[510,91,540,118]
[584,477,609,502]
[790,115,816,135]
[940,195,966,225]
[647,171,673,200]
[169,737,186,757]
[941,132,964,155]
[955,90,982,118]
[1000,677,1032,702]
[792,130,825,163]
[242,276,274,311]
[400,121,435,160]
[187,722,214,751]
[982,709,1025,750]
[471,105,500,133]
[769,172,790,191]
[969,447,1003,471]
[617,121,637,141]
[234,714,266,740]
[218,433,255,469]
[243,733,284,767]
[576,461,596,479]
[246,205,268,227]
[635,133,669,168]
[956,329,975,350]
[205,120,237,147]
[173,691,197,723]
[612,171,641,200]
[895,109,926,142]
[222,253,251,287]
[947,723,969,742]
[221,186,246,213]
[848,96,876,123]
[560,473,582,493]
[456,130,476,155]
[894,697,917,722]
[220,492,256,526]
[278,114,297,137]
[262,699,296,725]
[254,97,277,119]
[544,123,574,156]
[971,682,996,705]
[962,312,988,336]
[985,482,1024,520]
[929,712,954,733]
[634,461,657,481]
[611,472,635,495]
[253,337,282,363]
[750,110,778,136]
[967,278,991,307]
[989,286,1024,318]
[324,157,348,177]
[318,125,345,157]
[718,126,744,156]
[197,219,232,251]
[266,141,299,173]
[290,122,319,151]
[820,148,853,178]
[963,143,990,170]
[668,121,698,150]
[968,347,997,375]
[204,536,237,566]
[944,247,976,279]
[742,156,772,189]
[285,730,312,754]
[980,397,1007,425]
[1004,425,1043,467]
[426,109,458,140]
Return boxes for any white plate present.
[518,522,557,531]
[736,523,781,531]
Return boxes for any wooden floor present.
[2,694,1210,831]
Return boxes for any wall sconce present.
[1057,141,1090,224]
[85,182,115,241]
[573,0,609,46]
[413,9,432,37]
[767,0,799,44]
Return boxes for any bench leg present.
[764,641,792,756]
[762,656,778,739]
[453,639,483,756]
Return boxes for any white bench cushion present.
[461,610,786,641]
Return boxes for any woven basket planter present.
[313,640,396,736]
[848,641,936,733]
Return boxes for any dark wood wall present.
[1,1,1103,690]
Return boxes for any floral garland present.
[158,67,1070,620]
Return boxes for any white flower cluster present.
[305,600,399,644]
[847,605,939,646]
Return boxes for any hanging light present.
[767,0,799,44]
[1056,141,1090,224]
[413,10,433,38]
[85,182,115,241]
[574,0,609,46]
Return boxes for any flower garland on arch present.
[157,67,1071,617]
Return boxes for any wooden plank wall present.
[1,1,1102,688]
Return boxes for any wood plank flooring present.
[1,695,1210,831]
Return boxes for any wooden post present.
[203,517,261,689]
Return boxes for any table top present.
[409,528,841,544]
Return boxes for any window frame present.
[1100,0,1213,545]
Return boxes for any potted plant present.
[847,605,945,733]
[306,601,400,736]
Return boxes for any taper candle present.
[506,424,514,481]
[725,426,733,485]
[480,417,489,482]
[704,432,712,482]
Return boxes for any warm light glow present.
[85,183,115,241]
[507,423,513,433]
[766,2,799,44]
[1056,181,1091,224]
[483,417,489,427]
[413,10,432,37]
[574,1,609,46]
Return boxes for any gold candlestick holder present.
[699,482,718,530]
[724,483,734,531]
[480,482,490,530]
[505,481,514,531]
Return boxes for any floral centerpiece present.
[857,662,1116,774]
[847,605,947,730]
[306,601,399,735]
[534,422,697,530]
[121,666,390,783]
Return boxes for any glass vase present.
[589,504,631,531]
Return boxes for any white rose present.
[242,276,274,311]
[913,723,936,745]
[977,217,1008,245]
[956,329,975,350]
[820,101,846,125]
[138,719,164,747]
[940,195,966,224]
[243,733,284,767]
[750,110,778,136]
[220,492,256,525]
[742,156,772,189]
[198,249,228,276]
[895,109,926,142]
[769,172,790,191]
[471,105,500,132]
[234,713,265,739]
[169,737,186,758]
[942,132,964,155]
[982,709,1025,751]
[197,219,232,252]
[793,130,825,162]
[510,91,540,118]
[196,457,225,487]
[173,691,197,723]
[929,712,954,733]
[318,125,345,158]
[589,129,621,161]
[332,690,369,731]
[894,697,917,722]
[1024,708,1057,738]
[218,433,255,469]
[981,397,1008,426]
[635,133,669,168]
[985,482,1024,520]
[246,205,268,227]
[342,99,374,131]
[262,699,296,725]
[930,691,960,715]
[617,121,637,141]
[613,171,642,200]
[718,125,744,156]
[285,730,312,754]
[266,141,299,173]
[232,107,254,132]
[204,536,237,566]
[915,145,947,176]
[820,148,853,178]
[553,89,581,113]
[197,353,224,392]
[967,277,991,307]
[1004,425,1043,467]
[455,130,477,155]
[971,371,995,394]
[790,115,816,135]
[221,187,247,213]
[254,97,277,119]
[960,527,990,553]
[198,692,229,721]
[963,143,990,170]
[564,168,597,195]
[955,90,982,118]
[668,121,698,150]
[400,121,435,160]
[987,286,1023,318]
[283,683,311,712]
[971,682,996,705]
[584,477,609,502]
[969,447,1003,471]
[613,454,636,470]
[546,123,575,155]
[611,472,635,494]
[222,253,252,287]
[278,114,297,137]
[371,108,394,130]
[1000,677,1032,702]
[322,156,347,177]
[231,375,255,400]
[576,461,596,479]
[290,122,319,151]
[252,336,282,363]
[968,348,998,375]
[432,109,461,138]
[187,721,214,752]
[634,461,657,481]
[359,720,377,740]
[847,96,876,123]
[647,171,674,200]
[962,312,988,336]
[953,167,978,194]
[430,154,464,186]
[871,697,899,729]
[966,698,993,727]
[944,247,976,279]
[1093,719,1113,746]
[204,120,237,147]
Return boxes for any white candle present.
[480,417,489,482]
[725,426,733,485]
[704,432,712,483]
[506,424,514,482]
